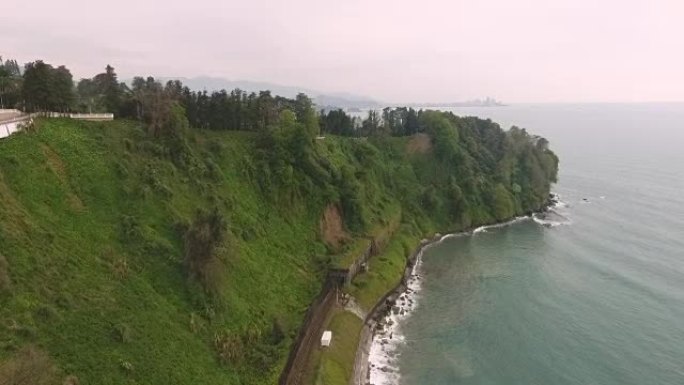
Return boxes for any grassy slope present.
[0,116,556,384]
[0,119,330,384]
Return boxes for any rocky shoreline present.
[352,194,561,385]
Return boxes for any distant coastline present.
[391,97,506,109]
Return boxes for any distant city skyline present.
[1,0,683,103]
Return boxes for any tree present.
[0,57,22,109]
[321,109,354,136]
[360,110,381,136]
[294,93,319,137]
[21,60,75,112]
[0,66,11,109]
[53,66,75,112]
[405,108,420,135]
[23,61,55,112]
[420,110,459,161]
[89,65,122,114]
[492,184,515,220]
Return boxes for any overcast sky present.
[1,0,682,103]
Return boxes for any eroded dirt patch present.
[320,204,349,251]
[406,133,432,154]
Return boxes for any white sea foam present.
[532,215,569,227]
[471,215,531,235]
[473,225,488,234]
[368,249,425,385]
[533,193,572,227]
[367,193,569,383]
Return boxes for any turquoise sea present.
[387,104,684,385]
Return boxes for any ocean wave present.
[472,215,531,234]
[533,193,572,227]
[532,215,569,227]
[368,250,424,385]
[367,193,569,383]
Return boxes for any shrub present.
[120,215,143,241]
[270,318,285,344]
[119,360,134,374]
[113,323,132,343]
[122,138,133,152]
[35,305,60,323]
[114,161,129,178]
[213,331,244,365]
[112,257,130,279]
[184,208,228,294]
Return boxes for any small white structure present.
[0,115,31,139]
[321,330,332,347]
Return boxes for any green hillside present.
[0,113,557,384]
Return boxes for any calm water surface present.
[395,103,684,385]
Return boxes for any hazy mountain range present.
[156,76,381,109]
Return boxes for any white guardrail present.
[0,111,114,140]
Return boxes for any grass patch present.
[312,310,363,385]
[349,231,420,311]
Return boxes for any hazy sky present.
[1,0,682,103]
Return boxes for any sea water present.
[372,103,684,385]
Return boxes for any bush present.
[119,360,134,374]
[120,215,143,241]
[213,331,244,365]
[112,257,130,279]
[35,305,60,323]
[114,161,129,178]
[270,317,285,345]
[123,138,133,151]
[113,323,132,343]
[184,208,228,294]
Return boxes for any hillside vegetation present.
[0,108,557,384]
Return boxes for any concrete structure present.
[69,113,113,121]
[0,110,114,140]
[0,110,31,139]
[321,331,332,347]
[42,112,114,121]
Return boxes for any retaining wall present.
[0,116,30,139]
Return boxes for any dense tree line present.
[1,58,558,211]
[0,57,22,109]
[0,57,457,140]
[1,57,324,135]
[2,57,487,141]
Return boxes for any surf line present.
[355,194,567,385]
